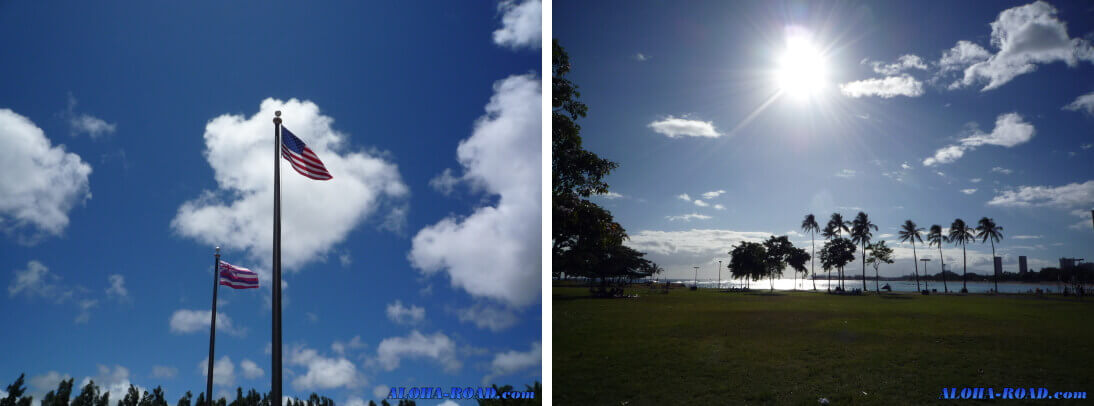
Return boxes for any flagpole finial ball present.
[275,111,281,117]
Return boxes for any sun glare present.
[774,29,828,101]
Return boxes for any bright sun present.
[774,31,828,101]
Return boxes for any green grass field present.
[553,286,1094,405]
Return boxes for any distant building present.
[1019,256,1028,274]
[1061,258,1079,269]
[994,256,1003,274]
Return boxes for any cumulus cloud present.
[665,213,712,222]
[839,75,925,98]
[171,99,408,278]
[288,345,363,390]
[0,109,92,242]
[701,190,726,200]
[626,229,775,278]
[492,0,541,49]
[375,330,460,373]
[1063,91,1094,115]
[30,371,72,391]
[65,94,116,139]
[648,116,722,138]
[455,303,519,332]
[151,366,177,379]
[169,309,244,337]
[240,359,264,379]
[8,260,66,301]
[75,299,98,324]
[385,300,425,325]
[483,342,540,384]
[106,274,128,300]
[950,1,1094,91]
[408,74,540,308]
[372,386,391,400]
[938,40,992,74]
[987,180,1094,207]
[693,200,709,207]
[961,188,977,195]
[923,113,1033,166]
[198,356,235,387]
[331,335,366,357]
[677,193,691,202]
[867,54,928,75]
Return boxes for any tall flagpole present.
[272,111,283,406]
[206,247,221,404]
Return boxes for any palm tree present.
[821,223,836,292]
[927,224,949,293]
[976,217,1004,294]
[801,214,820,291]
[827,213,851,289]
[898,220,924,292]
[851,212,878,292]
[949,218,976,293]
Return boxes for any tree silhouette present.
[801,214,820,291]
[949,218,976,292]
[820,238,856,293]
[2,374,33,406]
[826,213,851,289]
[977,217,1004,293]
[728,241,766,288]
[866,241,894,292]
[927,224,949,293]
[851,212,878,291]
[898,220,924,292]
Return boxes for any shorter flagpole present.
[206,247,220,404]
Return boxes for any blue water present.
[658,277,1074,294]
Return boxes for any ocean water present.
[658,277,1077,294]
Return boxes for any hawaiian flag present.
[219,261,259,289]
[281,127,333,180]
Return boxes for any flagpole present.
[206,246,221,404]
[272,111,283,406]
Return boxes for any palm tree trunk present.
[962,243,967,291]
[875,265,880,292]
[991,239,998,293]
[939,246,948,293]
[827,268,831,292]
[912,241,920,291]
[811,232,816,291]
[862,243,867,291]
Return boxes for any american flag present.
[281,127,333,180]
[219,261,259,289]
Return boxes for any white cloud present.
[152,366,177,379]
[408,74,540,308]
[648,116,722,138]
[483,342,540,384]
[331,335,366,356]
[86,365,139,406]
[455,303,519,332]
[839,75,924,98]
[429,168,461,195]
[386,300,425,325]
[75,299,97,324]
[665,213,712,222]
[1012,235,1043,239]
[106,274,127,300]
[987,180,1094,207]
[30,371,71,391]
[677,193,691,202]
[0,109,92,242]
[923,113,1033,166]
[901,162,913,170]
[288,345,363,390]
[701,190,726,200]
[1063,91,1094,115]
[375,330,460,373]
[8,260,63,300]
[1069,209,1093,230]
[65,94,116,139]
[345,397,367,406]
[437,401,458,406]
[992,166,1014,174]
[372,386,391,400]
[171,99,408,278]
[593,191,623,199]
[868,54,928,75]
[952,1,1094,91]
[626,229,774,278]
[633,53,650,61]
[492,0,541,49]
[693,199,709,207]
[1082,144,1094,150]
[169,309,244,337]
[939,40,992,74]
[971,178,982,183]
[835,169,856,178]
[198,356,235,387]
[961,188,977,195]
[713,204,726,210]
[240,359,264,379]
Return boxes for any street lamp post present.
[718,260,722,290]
[921,258,931,293]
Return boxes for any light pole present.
[718,260,722,290]
[921,258,931,293]
[694,266,700,289]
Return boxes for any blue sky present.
[556,0,1094,280]
[1,2,541,406]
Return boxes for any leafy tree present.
[948,218,976,292]
[95,392,108,406]
[801,214,820,291]
[728,241,766,288]
[367,401,376,406]
[176,392,192,406]
[851,212,878,291]
[71,381,98,406]
[898,220,924,291]
[2,374,34,406]
[787,247,810,290]
[42,378,74,406]
[762,236,805,291]
[927,225,949,293]
[121,386,140,406]
[380,400,391,406]
[395,400,415,406]
[826,213,851,289]
[820,238,856,293]
[976,217,1004,293]
[866,241,894,292]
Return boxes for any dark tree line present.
[5,375,541,406]
[552,39,661,295]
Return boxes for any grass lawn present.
[553,286,1094,405]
